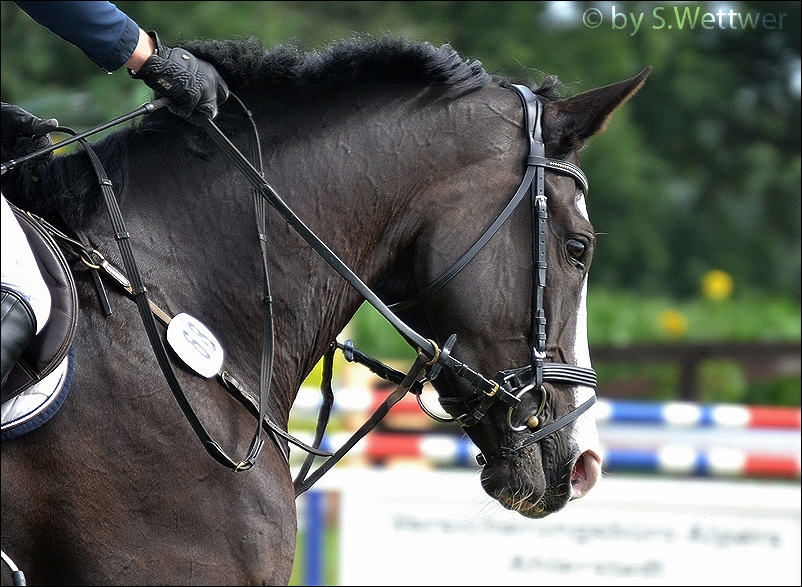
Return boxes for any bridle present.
[385,84,598,465]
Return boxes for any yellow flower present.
[659,309,688,338]
[701,269,734,300]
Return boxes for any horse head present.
[389,68,651,518]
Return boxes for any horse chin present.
[479,455,565,519]
[499,496,554,520]
[479,446,600,518]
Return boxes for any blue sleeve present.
[15,1,141,72]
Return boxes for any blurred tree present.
[2,0,799,303]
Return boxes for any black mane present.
[134,35,500,142]
[2,36,564,230]
[180,35,493,98]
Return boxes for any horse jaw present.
[475,253,601,517]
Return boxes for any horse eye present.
[566,239,586,261]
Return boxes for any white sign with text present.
[313,469,801,586]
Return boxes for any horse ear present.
[545,66,652,155]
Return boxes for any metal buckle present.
[482,381,500,397]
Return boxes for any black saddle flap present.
[1,205,78,404]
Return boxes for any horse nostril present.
[570,449,601,499]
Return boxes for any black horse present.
[1,36,649,585]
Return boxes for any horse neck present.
[112,83,519,417]
[255,82,526,362]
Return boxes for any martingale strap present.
[293,349,431,496]
[70,127,268,472]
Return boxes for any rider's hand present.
[0,102,58,164]
[130,31,229,121]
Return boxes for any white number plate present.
[166,313,225,378]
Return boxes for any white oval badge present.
[166,313,225,378]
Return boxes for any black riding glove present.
[130,31,229,121]
[0,102,58,165]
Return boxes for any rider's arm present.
[15,1,144,72]
[14,1,228,119]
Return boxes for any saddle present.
[1,204,78,405]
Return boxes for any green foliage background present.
[2,1,799,403]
